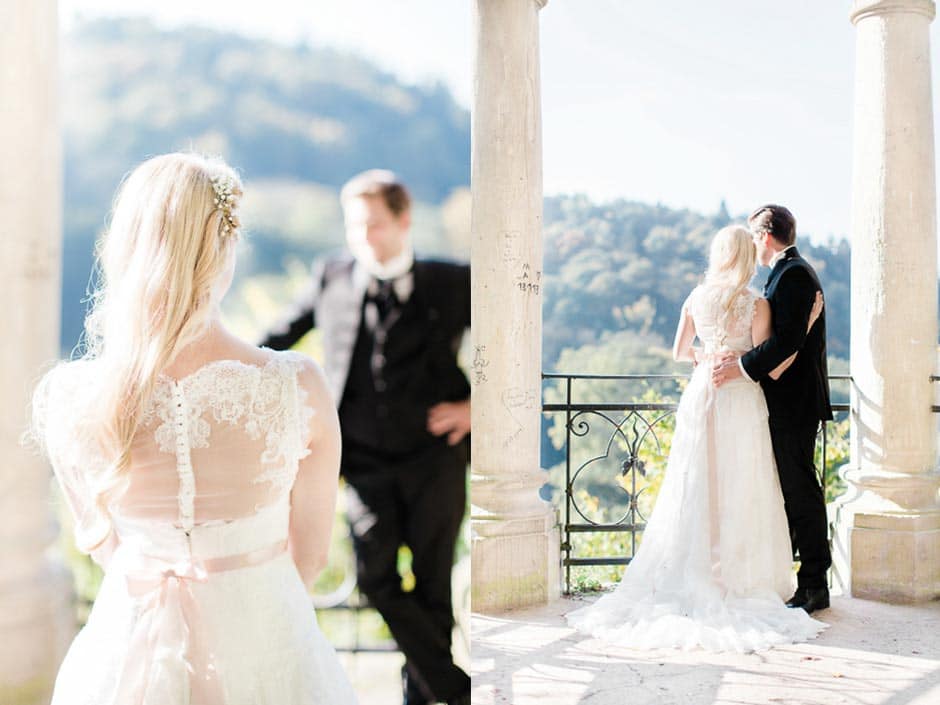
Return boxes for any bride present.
[566,225,827,653]
[31,153,358,703]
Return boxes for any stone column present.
[0,1,73,703]
[840,0,940,602]
[470,0,559,612]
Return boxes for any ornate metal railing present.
[542,372,853,594]
[311,581,399,654]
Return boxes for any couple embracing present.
[568,204,833,652]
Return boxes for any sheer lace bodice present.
[131,354,314,531]
[685,283,759,354]
[35,351,314,541]
[34,349,358,704]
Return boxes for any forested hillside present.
[60,18,471,350]
[541,195,852,372]
[59,18,856,380]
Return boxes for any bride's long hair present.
[53,152,242,550]
[704,225,757,333]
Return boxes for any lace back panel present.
[38,351,315,535]
[129,352,313,529]
[686,283,759,353]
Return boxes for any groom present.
[712,204,833,614]
[261,169,471,705]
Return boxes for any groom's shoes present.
[786,586,830,614]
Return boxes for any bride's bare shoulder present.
[233,339,279,366]
[175,327,276,371]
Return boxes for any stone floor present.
[471,595,940,705]
[339,651,405,704]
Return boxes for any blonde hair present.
[704,225,757,333]
[74,152,242,549]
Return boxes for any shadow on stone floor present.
[471,596,940,705]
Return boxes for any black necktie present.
[369,279,398,322]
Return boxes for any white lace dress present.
[34,351,358,704]
[566,284,827,652]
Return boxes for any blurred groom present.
[261,170,471,705]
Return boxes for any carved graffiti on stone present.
[515,263,541,295]
[499,230,521,264]
[500,386,540,447]
[472,345,490,386]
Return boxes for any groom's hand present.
[427,398,471,445]
[711,352,743,388]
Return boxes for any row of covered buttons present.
[170,382,196,533]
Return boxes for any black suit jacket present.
[741,247,833,427]
[260,253,471,406]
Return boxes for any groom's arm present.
[740,267,816,381]
[258,260,324,350]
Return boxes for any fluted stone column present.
[0,1,72,702]
[839,0,940,602]
[470,0,559,612]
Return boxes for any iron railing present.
[312,585,399,654]
[542,372,853,594]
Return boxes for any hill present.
[58,18,855,378]
[542,195,852,369]
[60,17,471,350]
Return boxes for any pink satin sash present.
[112,538,288,705]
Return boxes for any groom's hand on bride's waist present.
[711,352,743,388]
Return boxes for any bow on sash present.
[112,540,287,705]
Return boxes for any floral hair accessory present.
[210,173,240,236]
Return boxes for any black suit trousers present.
[343,442,469,702]
[769,422,832,589]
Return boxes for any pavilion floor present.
[471,594,940,705]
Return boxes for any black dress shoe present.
[786,586,829,613]
[785,587,807,608]
[447,694,471,705]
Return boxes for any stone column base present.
[471,507,560,613]
[0,562,73,705]
[835,463,940,602]
[829,490,857,597]
[850,510,940,602]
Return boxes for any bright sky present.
[59,0,940,243]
